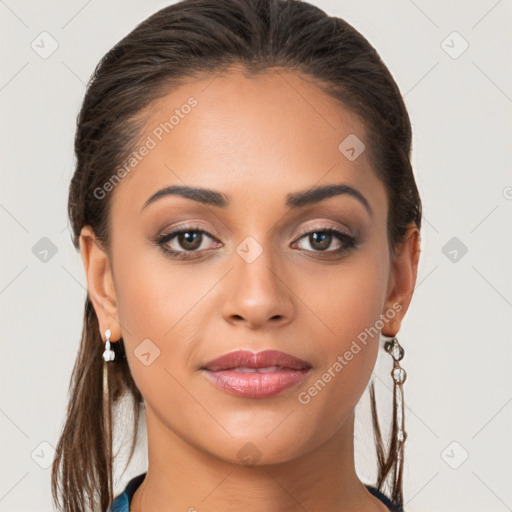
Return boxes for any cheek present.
[299,249,389,349]
[111,240,218,389]
[112,228,205,337]
[294,249,389,408]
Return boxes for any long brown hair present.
[51,0,422,510]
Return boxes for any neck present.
[130,406,387,512]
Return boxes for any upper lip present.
[202,350,311,371]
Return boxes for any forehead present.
[109,68,387,219]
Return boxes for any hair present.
[51,0,422,510]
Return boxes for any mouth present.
[201,349,312,372]
[201,350,311,398]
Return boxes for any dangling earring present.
[102,328,115,505]
[384,336,407,501]
[103,328,115,362]
[102,328,115,422]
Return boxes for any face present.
[83,68,414,466]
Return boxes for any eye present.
[155,226,220,259]
[293,227,357,256]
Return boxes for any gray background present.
[1,1,511,511]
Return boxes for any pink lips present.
[201,350,311,398]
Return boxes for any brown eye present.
[306,232,333,251]
[155,227,219,259]
[293,228,357,257]
[176,231,203,251]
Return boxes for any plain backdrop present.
[1,1,511,511]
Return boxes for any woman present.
[51,0,422,510]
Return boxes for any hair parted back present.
[52,0,422,510]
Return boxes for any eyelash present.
[154,225,357,260]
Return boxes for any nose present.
[221,242,295,330]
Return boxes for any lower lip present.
[202,368,310,398]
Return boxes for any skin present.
[80,67,420,512]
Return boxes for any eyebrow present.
[141,183,373,217]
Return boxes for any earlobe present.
[79,226,121,342]
[381,224,421,337]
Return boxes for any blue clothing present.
[110,472,404,511]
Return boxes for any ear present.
[381,223,421,337]
[79,225,121,343]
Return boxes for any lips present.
[202,349,311,372]
[201,349,311,399]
